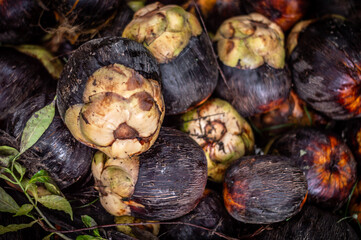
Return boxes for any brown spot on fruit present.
[133,92,154,111]
[226,41,234,54]
[127,72,144,90]
[204,120,227,143]
[114,123,139,139]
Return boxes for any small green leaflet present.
[14,204,33,217]
[81,215,100,237]
[0,220,38,234]
[76,235,102,240]
[19,97,56,154]
[28,170,52,186]
[22,178,39,202]
[0,146,19,168]
[0,173,16,185]
[300,150,307,157]
[42,233,54,240]
[44,182,62,196]
[13,162,26,179]
[0,186,20,214]
[38,195,73,220]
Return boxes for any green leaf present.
[76,235,100,240]
[81,215,100,237]
[28,170,52,185]
[81,215,98,228]
[22,179,38,202]
[0,146,19,167]
[0,174,16,184]
[38,195,73,220]
[42,233,54,240]
[13,162,26,179]
[14,204,33,217]
[0,220,37,234]
[44,182,62,196]
[20,98,56,154]
[0,186,20,214]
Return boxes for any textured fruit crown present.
[122,2,202,63]
[214,13,285,69]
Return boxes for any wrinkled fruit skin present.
[271,127,357,209]
[289,16,361,120]
[223,155,308,224]
[57,37,164,158]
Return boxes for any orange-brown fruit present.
[250,90,329,138]
[223,155,308,224]
[271,128,357,209]
[243,0,309,31]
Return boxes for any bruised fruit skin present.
[181,98,254,182]
[123,2,202,63]
[57,37,164,158]
[289,16,361,120]
[123,2,218,115]
[93,127,208,220]
[243,0,309,31]
[214,13,291,117]
[271,128,357,209]
[223,155,308,224]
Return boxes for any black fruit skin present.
[271,127,357,209]
[0,47,56,122]
[0,0,54,44]
[159,189,237,240]
[344,119,361,173]
[224,155,308,224]
[255,205,359,240]
[99,3,134,38]
[4,92,94,190]
[289,17,361,120]
[50,0,121,29]
[130,127,208,221]
[216,63,291,117]
[161,32,218,115]
[57,37,161,120]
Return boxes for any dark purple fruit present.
[289,16,361,120]
[0,47,56,122]
[255,205,359,240]
[92,127,208,221]
[4,92,94,190]
[122,3,218,115]
[271,127,357,209]
[183,0,243,33]
[214,13,291,117]
[57,37,164,159]
[242,0,309,31]
[223,155,308,224]
[0,0,54,44]
[159,189,237,240]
